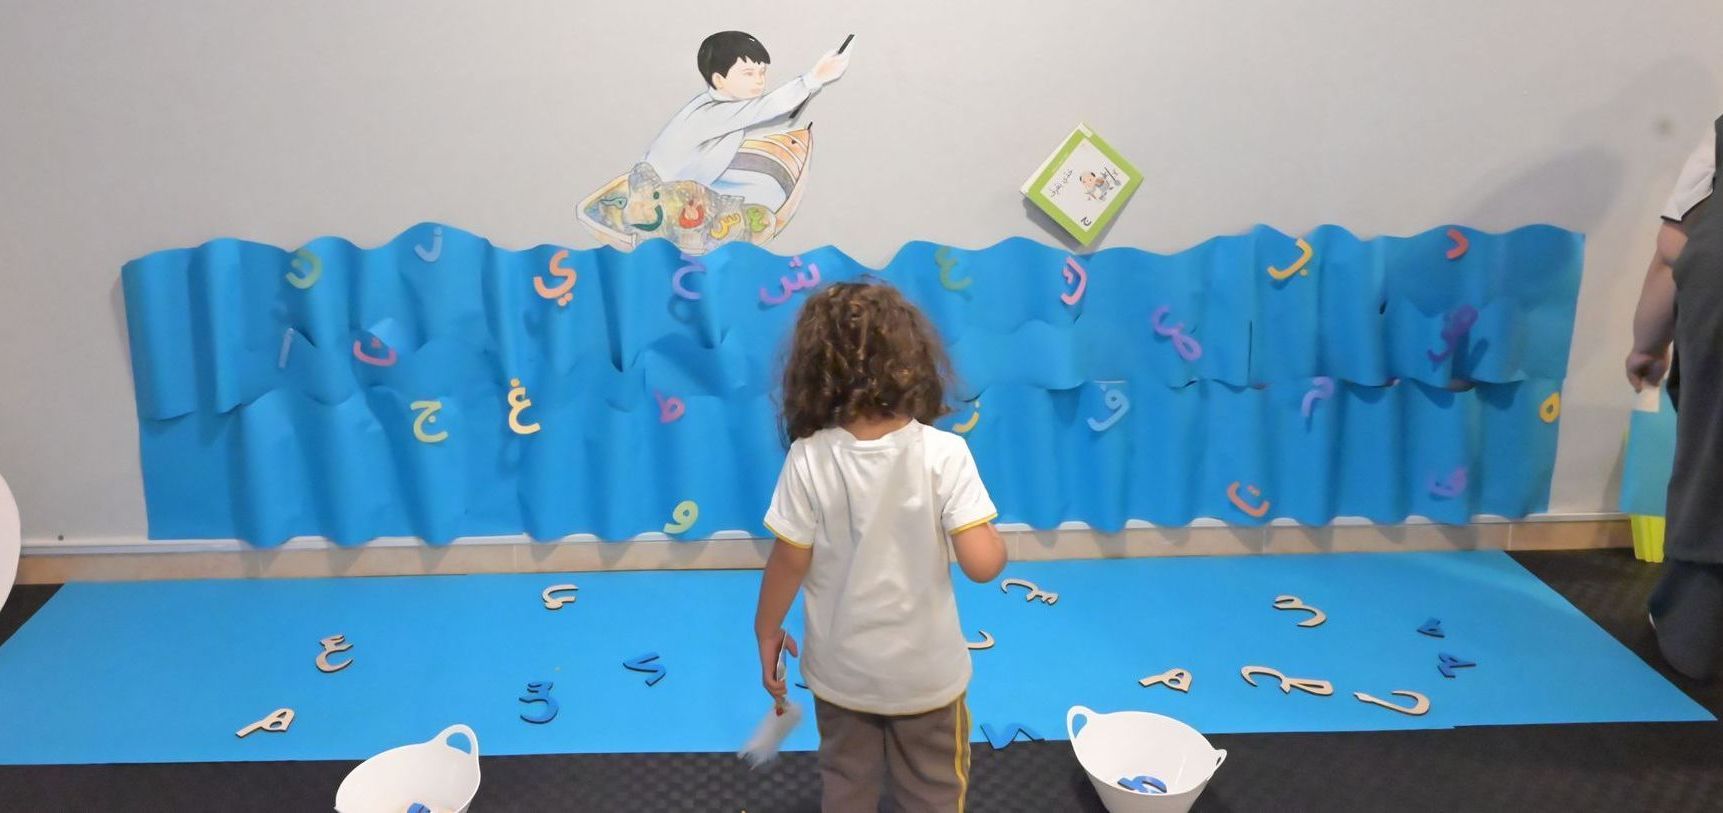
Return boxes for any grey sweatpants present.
[814,693,971,813]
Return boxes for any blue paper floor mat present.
[0,551,1706,764]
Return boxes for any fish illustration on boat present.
[576,126,814,254]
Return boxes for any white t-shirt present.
[1663,125,1716,222]
[764,421,998,715]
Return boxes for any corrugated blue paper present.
[121,224,1583,545]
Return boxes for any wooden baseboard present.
[15,519,1633,584]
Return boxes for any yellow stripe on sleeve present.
[764,521,811,549]
[949,513,998,536]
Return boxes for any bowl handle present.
[1066,705,1097,740]
[1213,749,1228,769]
[434,724,480,759]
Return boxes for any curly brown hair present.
[778,279,954,442]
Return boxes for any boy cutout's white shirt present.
[764,421,997,715]
[643,74,825,210]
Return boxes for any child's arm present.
[951,522,1006,583]
[939,436,1005,583]
[754,538,812,700]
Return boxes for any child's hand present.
[758,629,800,701]
[810,49,851,85]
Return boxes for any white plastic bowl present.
[335,724,480,813]
[1067,705,1226,813]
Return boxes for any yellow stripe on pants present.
[954,694,970,813]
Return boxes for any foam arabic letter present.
[935,247,972,291]
[1540,392,1562,423]
[1227,482,1271,518]
[1428,305,1478,363]
[663,500,698,534]
[1273,595,1327,627]
[352,336,398,367]
[1000,578,1057,605]
[236,708,295,738]
[792,263,821,290]
[541,583,579,609]
[656,392,686,423]
[1060,257,1088,305]
[1150,306,1181,337]
[1445,228,1470,260]
[414,226,444,262]
[1430,467,1468,499]
[952,400,981,434]
[315,634,353,673]
[623,652,667,686]
[1087,385,1130,432]
[285,249,322,290]
[535,249,578,306]
[1355,690,1430,716]
[760,277,795,305]
[519,681,558,724]
[1151,307,1204,362]
[410,400,448,444]
[1000,578,1038,600]
[672,253,706,300]
[1267,237,1314,281]
[1138,668,1192,693]
[1437,652,1477,678]
[966,630,996,650]
[1172,331,1203,362]
[1242,665,1333,695]
[1119,776,1168,795]
[1287,677,1335,696]
[1300,376,1335,418]
[1240,665,1286,689]
[507,378,541,435]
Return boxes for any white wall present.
[2,0,1720,545]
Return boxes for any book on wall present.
[1021,124,1142,245]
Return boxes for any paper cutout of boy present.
[643,31,850,211]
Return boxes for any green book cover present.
[1021,124,1142,245]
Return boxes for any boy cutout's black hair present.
[698,31,771,87]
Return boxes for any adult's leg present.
[882,695,971,813]
[1649,560,1723,681]
[815,698,888,813]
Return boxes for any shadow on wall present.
[1448,58,1719,511]
[1020,197,1123,254]
[1456,57,1717,232]
[111,277,131,384]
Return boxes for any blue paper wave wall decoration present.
[120,224,1582,546]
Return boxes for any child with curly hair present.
[753,279,1007,812]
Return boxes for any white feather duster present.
[739,640,801,767]
[739,696,803,768]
